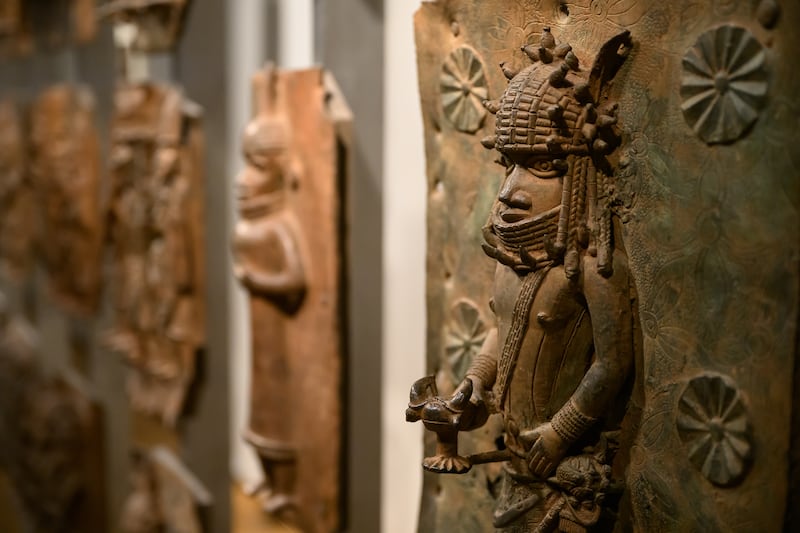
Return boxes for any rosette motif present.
[441,46,489,133]
[676,374,752,486]
[445,300,488,381]
[680,25,768,144]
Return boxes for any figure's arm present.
[526,251,634,476]
[465,327,498,402]
[567,251,634,419]
[240,224,307,297]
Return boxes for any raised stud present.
[564,51,580,71]
[500,61,519,80]
[554,43,572,58]
[540,26,556,50]
[549,63,570,86]
[582,123,597,141]
[547,104,563,121]
[583,103,597,122]
[482,99,500,114]
[521,44,539,62]
[481,135,497,149]
[575,83,592,104]
[596,115,617,128]
[593,138,609,152]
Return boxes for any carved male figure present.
[0,99,34,280]
[233,67,307,521]
[29,86,102,314]
[143,88,203,425]
[107,84,204,426]
[107,85,152,359]
[408,29,637,532]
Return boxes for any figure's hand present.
[520,422,569,478]
[451,377,481,407]
[450,377,489,431]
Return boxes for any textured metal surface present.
[413,0,799,530]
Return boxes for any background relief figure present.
[233,66,307,524]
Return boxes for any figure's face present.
[238,153,285,199]
[237,117,288,206]
[494,155,565,224]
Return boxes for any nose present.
[498,166,532,210]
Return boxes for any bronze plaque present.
[0,308,106,533]
[99,0,191,52]
[5,0,97,53]
[0,98,34,282]
[120,447,211,533]
[0,1,20,39]
[233,65,351,533]
[29,85,103,316]
[107,83,206,427]
[408,1,798,531]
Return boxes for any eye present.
[527,158,565,178]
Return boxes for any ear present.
[588,31,633,102]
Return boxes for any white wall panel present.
[382,1,426,532]
[278,0,315,69]
[226,0,267,489]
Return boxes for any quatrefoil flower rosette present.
[680,25,768,144]
[676,374,753,487]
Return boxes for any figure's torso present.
[492,263,594,432]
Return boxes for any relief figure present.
[233,67,306,522]
[408,29,638,532]
[140,89,204,426]
[29,86,102,315]
[107,86,152,360]
[0,301,106,533]
[107,84,205,426]
[0,99,34,280]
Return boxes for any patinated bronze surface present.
[0,299,105,533]
[29,85,103,316]
[0,0,22,54]
[99,0,191,52]
[409,1,798,531]
[0,1,19,39]
[233,65,351,533]
[120,447,211,533]
[2,0,97,52]
[107,82,206,427]
[0,99,34,282]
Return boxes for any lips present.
[500,209,529,223]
